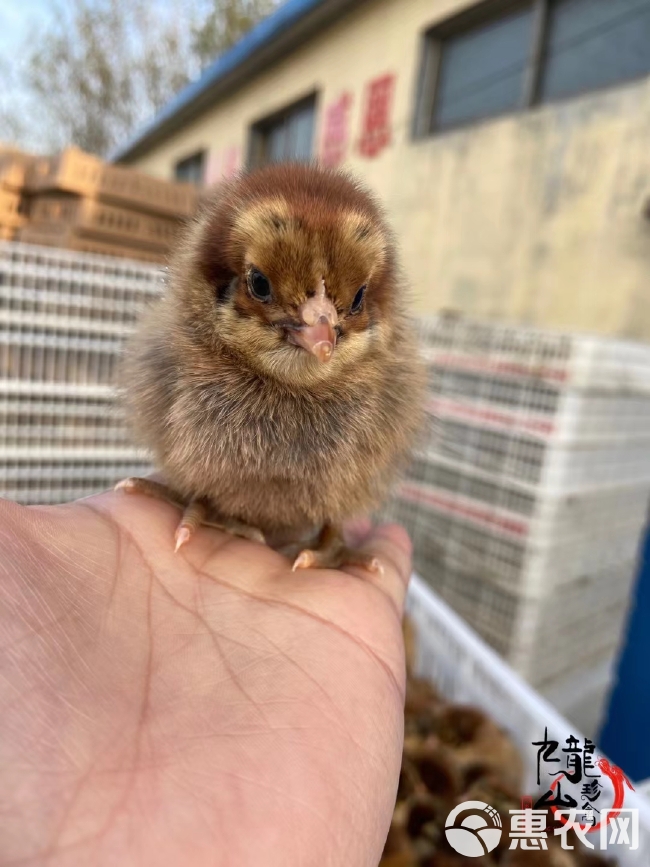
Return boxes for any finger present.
[350,522,412,614]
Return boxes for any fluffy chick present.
[119,163,425,569]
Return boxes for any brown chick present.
[434,705,524,793]
[118,163,425,569]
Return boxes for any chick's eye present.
[248,268,272,302]
[350,284,366,314]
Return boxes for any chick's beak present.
[287,285,338,363]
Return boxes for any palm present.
[0,491,409,867]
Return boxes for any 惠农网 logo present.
[445,800,503,857]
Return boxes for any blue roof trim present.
[112,0,328,161]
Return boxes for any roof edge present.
[113,0,360,164]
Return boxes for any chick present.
[434,705,524,793]
[118,163,425,570]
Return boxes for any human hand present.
[0,491,411,867]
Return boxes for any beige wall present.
[126,0,650,340]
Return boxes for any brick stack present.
[0,147,33,241]
[18,147,197,264]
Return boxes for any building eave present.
[112,0,363,164]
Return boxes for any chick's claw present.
[114,477,185,508]
[292,526,384,574]
[176,512,266,552]
[292,547,383,573]
[174,500,208,552]
[114,477,266,551]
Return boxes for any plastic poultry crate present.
[421,317,650,394]
[429,390,650,441]
[390,316,650,723]
[392,479,647,594]
[0,241,159,504]
[427,410,650,488]
[409,556,635,685]
[0,241,163,324]
[407,575,650,865]
[406,454,650,528]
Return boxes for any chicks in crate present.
[383,619,618,866]
[117,163,425,571]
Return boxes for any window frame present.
[173,150,207,185]
[247,92,318,169]
[414,0,650,137]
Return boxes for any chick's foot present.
[292,524,383,574]
[114,478,266,551]
[115,477,186,506]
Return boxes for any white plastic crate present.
[426,411,650,488]
[538,655,617,741]
[421,316,650,499]
[407,453,650,530]
[391,479,647,593]
[421,316,650,394]
[0,241,159,503]
[407,575,650,865]
[429,385,650,441]
[0,240,163,314]
[407,557,636,686]
[389,317,650,708]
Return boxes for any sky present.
[0,0,56,148]
[0,0,205,152]
[0,0,54,64]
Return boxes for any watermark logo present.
[445,800,503,857]
[445,730,640,856]
[532,728,635,836]
[445,729,640,858]
[444,802,639,855]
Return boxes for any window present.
[433,5,535,131]
[540,0,650,102]
[416,0,650,135]
[249,95,316,168]
[174,151,206,185]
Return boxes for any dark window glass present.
[174,151,205,185]
[432,5,535,130]
[251,97,316,167]
[540,0,650,102]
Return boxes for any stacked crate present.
[0,241,157,503]
[384,315,650,735]
[0,149,33,241]
[18,147,197,264]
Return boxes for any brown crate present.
[27,147,197,217]
[0,143,27,160]
[0,152,35,192]
[0,189,25,228]
[29,193,184,251]
[17,224,166,264]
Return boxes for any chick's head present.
[180,163,399,386]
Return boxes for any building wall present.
[125,0,650,339]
